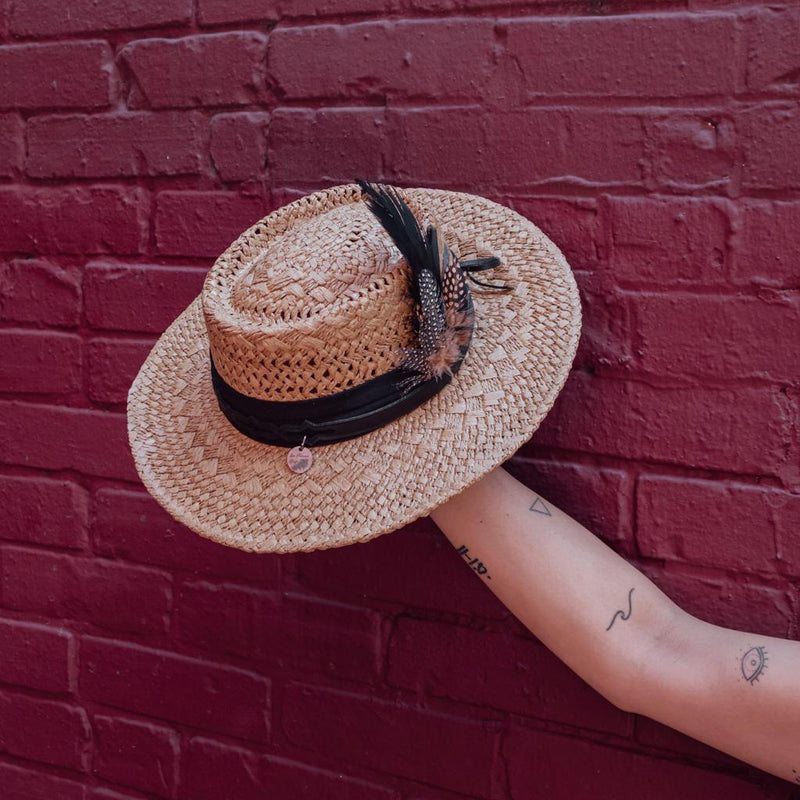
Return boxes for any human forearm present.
[429,465,800,783]
[428,465,684,711]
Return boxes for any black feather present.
[355,179,441,308]
[355,178,486,392]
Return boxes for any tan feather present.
[445,305,475,346]
[427,327,464,379]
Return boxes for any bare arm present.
[429,466,800,785]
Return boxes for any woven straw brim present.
[127,186,582,553]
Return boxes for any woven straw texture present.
[127,183,582,553]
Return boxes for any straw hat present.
[127,181,581,553]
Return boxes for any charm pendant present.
[287,436,313,473]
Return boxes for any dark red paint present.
[0,2,797,798]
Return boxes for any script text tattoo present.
[456,544,492,581]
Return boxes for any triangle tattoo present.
[529,496,552,516]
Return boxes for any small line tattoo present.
[606,587,635,631]
[740,645,768,685]
[528,495,552,516]
[456,544,492,581]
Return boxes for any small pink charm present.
[287,444,313,473]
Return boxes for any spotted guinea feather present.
[356,179,475,392]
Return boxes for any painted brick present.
[0,41,111,110]
[91,487,281,583]
[0,689,90,770]
[269,108,386,186]
[0,761,85,800]
[0,329,82,394]
[739,102,800,189]
[530,373,795,482]
[0,112,23,176]
[252,594,382,682]
[746,8,800,92]
[120,33,269,109]
[181,736,398,800]
[0,401,137,481]
[198,0,396,25]
[1,547,172,636]
[0,617,74,693]
[10,0,192,36]
[382,787,469,800]
[388,617,631,735]
[387,108,645,187]
[605,197,730,286]
[293,517,509,620]
[92,714,178,798]
[512,197,602,271]
[504,725,768,799]
[0,259,81,326]
[637,476,800,576]
[2,5,799,796]
[84,263,206,333]
[0,186,147,255]
[645,113,735,190]
[210,112,269,182]
[505,14,737,98]
[88,338,153,404]
[270,20,494,102]
[0,474,88,549]
[732,200,800,288]
[411,0,565,7]
[154,191,270,257]
[640,562,794,639]
[634,716,749,769]
[176,581,253,658]
[283,683,498,795]
[569,270,634,375]
[688,0,745,5]
[176,582,382,683]
[628,291,800,384]
[88,789,149,800]
[27,112,205,179]
[81,637,270,741]
[503,459,630,546]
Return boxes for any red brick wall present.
[0,1,798,798]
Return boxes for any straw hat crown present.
[204,198,406,402]
[202,183,505,402]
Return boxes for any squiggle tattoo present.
[606,587,635,631]
[740,646,768,685]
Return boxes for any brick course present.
[91,714,179,797]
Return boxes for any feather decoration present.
[356,179,479,393]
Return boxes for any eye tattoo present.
[739,646,768,685]
[455,544,492,581]
[606,587,635,631]
[528,495,552,516]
